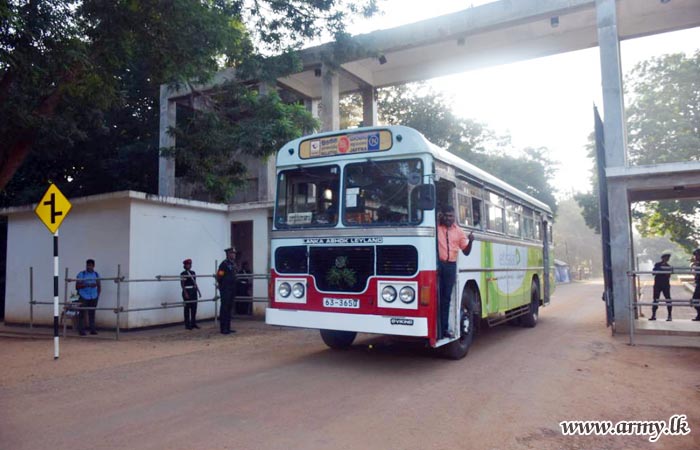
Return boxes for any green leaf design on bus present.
[327,256,357,288]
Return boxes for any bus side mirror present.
[414,184,435,210]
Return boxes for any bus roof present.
[277,125,553,215]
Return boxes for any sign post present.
[34,184,72,360]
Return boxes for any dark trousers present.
[219,289,235,332]
[78,297,98,333]
[693,285,700,318]
[183,292,198,327]
[652,284,671,317]
[438,260,457,336]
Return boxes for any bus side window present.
[457,194,471,226]
[472,198,482,229]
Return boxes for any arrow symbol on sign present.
[43,193,63,224]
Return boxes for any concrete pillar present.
[259,81,275,96]
[321,63,340,131]
[258,81,276,202]
[158,85,177,197]
[305,98,320,119]
[361,87,378,127]
[596,0,632,333]
[303,98,320,135]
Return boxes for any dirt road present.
[1,280,699,450]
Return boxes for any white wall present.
[5,196,131,326]
[127,199,229,327]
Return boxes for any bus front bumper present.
[266,308,428,337]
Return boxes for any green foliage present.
[379,84,494,153]
[627,52,700,251]
[0,0,376,206]
[553,197,602,276]
[326,256,356,288]
[577,52,700,251]
[166,84,317,201]
[626,52,700,166]
[341,83,558,212]
[471,147,558,215]
[636,201,700,251]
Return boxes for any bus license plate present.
[323,298,360,309]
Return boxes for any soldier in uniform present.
[649,253,672,321]
[217,247,238,334]
[180,259,201,329]
[692,249,700,322]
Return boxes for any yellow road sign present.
[35,184,72,234]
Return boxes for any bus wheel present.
[320,329,357,350]
[520,281,540,328]
[443,288,478,360]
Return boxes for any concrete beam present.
[276,74,317,99]
[606,161,700,202]
[283,0,700,93]
[339,63,376,89]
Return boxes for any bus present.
[266,125,554,359]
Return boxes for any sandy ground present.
[1,280,699,450]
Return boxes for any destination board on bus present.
[299,130,392,159]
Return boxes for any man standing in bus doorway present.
[649,253,672,321]
[181,259,201,330]
[437,206,474,338]
[217,247,238,334]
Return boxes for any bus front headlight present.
[278,282,291,298]
[381,286,397,303]
[399,286,416,304]
[292,282,305,298]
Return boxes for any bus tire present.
[520,281,540,328]
[442,288,479,360]
[320,329,357,350]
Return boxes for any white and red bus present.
[266,126,554,358]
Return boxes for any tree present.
[341,83,558,212]
[553,196,602,277]
[166,84,316,201]
[377,84,494,154]
[0,0,377,205]
[470,146,558,214]
[576,52,700,251]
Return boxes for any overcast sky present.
[345,0,700,196]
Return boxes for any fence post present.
[116,264,121,341]
[214,259,218,324]
[63,267,69,337]
[629,274,635,346]
[29,267,34,329]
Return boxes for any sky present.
[343,0,700,196]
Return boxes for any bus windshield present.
[275,165,340,228]
[343,159,424,226]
